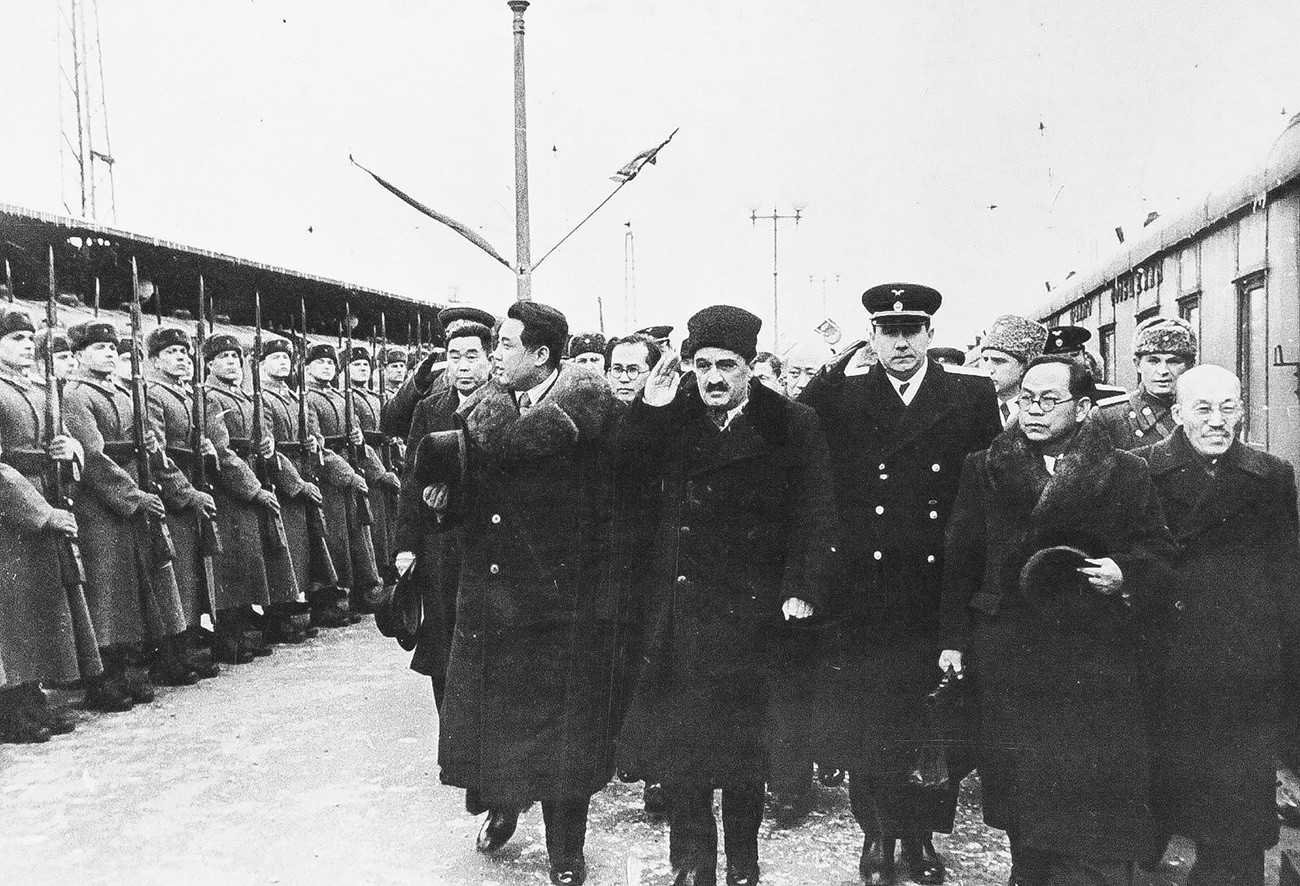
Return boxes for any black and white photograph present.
[1,2,1300,884]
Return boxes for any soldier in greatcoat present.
[940,356,1176,886]
[798,284,1001,884]
[303,343,380,619]
[202,333,292,662]
[258,337,334,640]
[1095,317,1197,449]
[0,307,100,740]
[63,320,194,710]
[144,326,221,677]
[393,311,493,710]
[345,345,401,584]
[420,301,624,886]
[1134,365,1300,885]
[616,305,836,886]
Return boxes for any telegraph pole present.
[751,206,801,349]
[509,0,533,300]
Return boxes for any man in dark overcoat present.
[616,305,836,886]
[940,356,1176,886]
[798,283,1001,884]
[1134,364,1300,885]
[394,311,493,710]
[424,301,623,886]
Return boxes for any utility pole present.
[751,206,801,350]
[57,0,116,222]
[624,221,636,331]
[509,1,532,300]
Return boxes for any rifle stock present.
[298,297,338,587]
[343,300,373,526]
[129,257,176,566]
[251,289,288,552]
[194,275,221,621]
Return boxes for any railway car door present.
[1236,273,1268,445]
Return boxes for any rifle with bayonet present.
[251,289,288,551]
[343,300,373,526]
[298,297,337,587]
[192,275,221,621]
[44,246,96,676]
[129,257,177,567]
[377,312,396,474]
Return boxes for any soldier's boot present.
[149,635,199,687]
[213,609,254,665]
[181,630,220,680]
[83,648,134,713]
[19,683,76,735]
[264,605,307,644]
[347,583,381,619]
[242,608,274,657]
[118,655,157,705]
[308,587,349,629]
[0,687,52,744]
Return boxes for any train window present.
[1099,324,1116,385]
[1236,279,1268,445]
[1178,295,1201,359]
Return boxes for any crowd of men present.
[0,282,1295,886]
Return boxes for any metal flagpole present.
[509,1,532,301]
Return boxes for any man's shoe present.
[672,867,717,886]
[726,862,760,885]
[900,837,945,886]
[1,708,52,744]
[475,808,518,853]
[549,857,587,886]
[310,606,349,629]
[243,634,274,658]
[119,675,156,704]
[213,634,253,665]
[21,685,76,735]
[84,678,134,713]
[643,782,668,818]
[859,836,896,885]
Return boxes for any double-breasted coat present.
[435,365,626,808]
[305,382,381,597]
[203,378,295,608]
[1096,388,1178,451]
[63,371,190,646]
[1134,430,1300,850]
[615,378,837,790]
[261,382,337,594]
[351,383,399,578]
[0,369,101,682]
[941,417,1176,862]
[397,385,462,700]
[797,356,1000,828]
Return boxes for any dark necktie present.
[518,392,532,413]
[1001,401,1011,423]
[898,381,910,402]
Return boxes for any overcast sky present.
[3,1,1298,350]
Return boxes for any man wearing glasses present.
[799,283,1000,885]
[941,355,1175,886]
[604,333,660,404]
[1134,365,1300,886]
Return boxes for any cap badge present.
[1055,337,1064,347]
[893,301,903,311]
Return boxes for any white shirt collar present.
[886,357,928,405]
[1043,454,1058,475]
[714,397,748,431]
[518,368,559,407]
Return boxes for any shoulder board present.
[940,364,987,377]
[1095,392,1130,409]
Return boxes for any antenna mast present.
[58,0,116,221]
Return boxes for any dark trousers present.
[1009,835,1135,886]
[541,798,590,867]
[848,764,961,838]
[1187,844,1263,886]
[668,784,764,872]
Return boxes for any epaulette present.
[1095,392,1130,409]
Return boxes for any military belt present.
[0,449,51,475]
[101,441,138,466]
[165,447,195,471]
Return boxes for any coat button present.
[878,463,886,470]
[875,505,884,515]
[677,575,687,583]
[931,463,940,472]
[879,474,888,481]
[491,514,501,524]
[929,511,938,519]
[927,554,936,563]
[873,551,882,560]
[1174,599,1186,611]
[680,525,690,534]
[489,564,500,574]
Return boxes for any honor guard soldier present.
[635,325,674,350]
[144,327,221,677]
[344,345,401,586]
[799,284,1001,885]
[567,333,607,372]
[202,333,294,662]
[35,328,75,381]
[1096,317,1197,450]
[257,337,335,640]
[382,345,409,396]
[303,342,382,620]
[1044,325,1127,399]
[393,310,493,710]
[63,320,194,710]
[979,315,1048,427]
[0,306,101,740]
